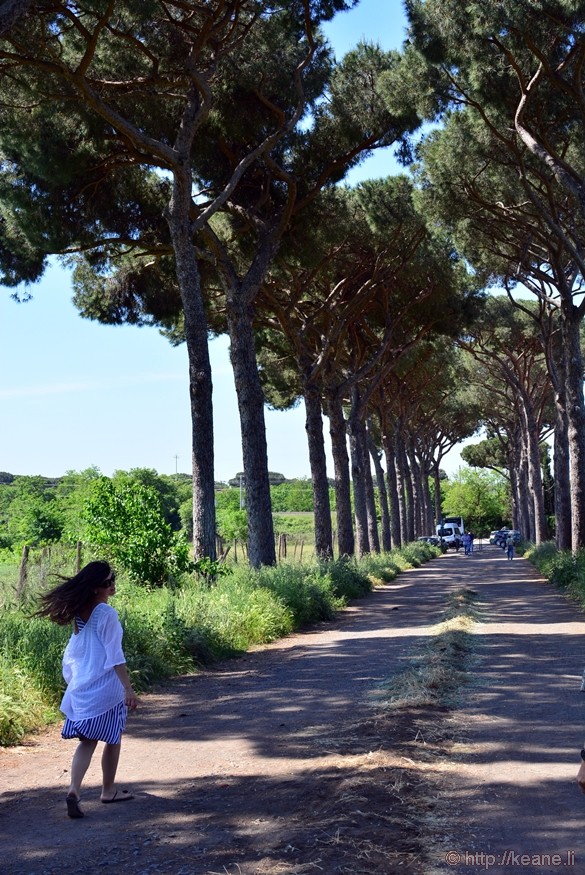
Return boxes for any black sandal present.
[66,795,84,819]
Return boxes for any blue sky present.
[0,1,465,482]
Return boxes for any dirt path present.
[1,548,584,874]
[427,547,585,874]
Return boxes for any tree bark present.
[433,465,442,528]
[327,390,354,556]
[381,428,401,549]
[167,172,216,560]
[406,438,423,537]
[369,431,391,552]
[517,392,547,544]
[421,460,434,533]
[226,300,275,567]
[304,381,333,559]
[348,396,370,556]
[363,430,380,554]
[554,405,572,549]
[394,427,409,544]
[562,310,585,552]
[518,436,534,541]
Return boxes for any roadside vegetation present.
[525,542,585,610]
[0,540,439,746]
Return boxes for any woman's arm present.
[114,663,138,710]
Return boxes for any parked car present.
[417,535,441,547]
[489,530,499,545]
[494,529,522,547]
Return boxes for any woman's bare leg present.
[67,738,98,799]
[100,742,121,800]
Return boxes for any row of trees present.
[407,0,585,550]
[1,2,583,560]
[0,1,424,566]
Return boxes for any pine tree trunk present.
[394,428,409,544]
[382,429,401,549]
[327,390,354,556]
[421,461,434,533]
[519,437,535,541]
[226,301,275,567]
[433,465,442,527]
[547,347,572,549]
[167,172,216,560]
[554,405,572,549]
[348,401,370,556]
[562,312,585,551]
[407,439,423,538]
[369,431,391,551]
[304,382,333,559]
[519,390,547,544]
[363,433,380,554]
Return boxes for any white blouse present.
[61,602,126,721]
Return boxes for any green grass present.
[0,540,439,746]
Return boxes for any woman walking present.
[37,561,138,818]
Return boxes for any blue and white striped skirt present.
[62,701,128,745]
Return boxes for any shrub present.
[525,543,585,603]
[83,477,193,585]
[328,557,372,599]
[0,610,68,702]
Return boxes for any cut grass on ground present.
[375,586,480,710]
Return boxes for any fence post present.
[16,545,29,603]
[76,541,82,572]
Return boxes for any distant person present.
[469,531,475,553]
[506,533,515,560]
[462,531,472,555]
[36,561,138,818]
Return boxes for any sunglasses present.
[104,572,116,585]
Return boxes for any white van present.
[435,524,462,551]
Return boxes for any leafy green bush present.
[270,480,315,512]
[113,583,195,686]
[272,514,316,535]
[525,542,564,580]
[84,477,193,585]
[215,488,249,541]
[0,610,68,702]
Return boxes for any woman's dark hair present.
[36,560,113,625]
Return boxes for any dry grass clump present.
[376,587,479,710]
